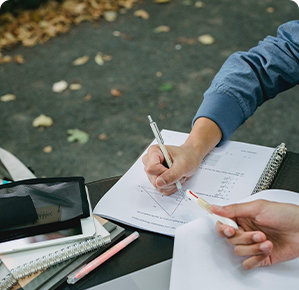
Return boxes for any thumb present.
[211,201,263,219]
[156,165,183,188]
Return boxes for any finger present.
[242,254,271,270]
[156,184,178,196]
[234,240,272,257]
[156,177,187,196]
[210,201,265,220]
[227,231,267,245]
[143,146,166,176]
[215,222,239,238]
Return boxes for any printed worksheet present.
[93,130,275,236]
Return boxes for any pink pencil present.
[67,231,139,284]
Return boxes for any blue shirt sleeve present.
[193,20,299,145]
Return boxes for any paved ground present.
[0,0,299,183]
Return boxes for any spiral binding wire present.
[0,235,105,290]
[252,143,287,194]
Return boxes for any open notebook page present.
[94,129,274,236]
[170,189,299,290]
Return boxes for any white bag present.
[0,147,36,182]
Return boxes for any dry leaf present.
[33,114,53,127]
[0,94,16,102]
[110,88,122,97]
[83,93,92,101]
[113,30,121,37]
[134,9,149,19]
[43,145,53,153]
[119,0,137,9]
[0,55,12,64]
[72,55,89,65]
[52,80,68,93]
[14,55,25,64]
[22,36,39,47]
[266,7,275,13]
[0,1,140,51]
[95,52,104,65]
[153,25,170,33]
[69,83,82,90]
[194,1,205,8]
[198,34,215,45]
[98,133,109,140]
[103,54,113,61]
[104,11,118,22]
[154,0,171,3]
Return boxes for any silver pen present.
[148,115,185,198]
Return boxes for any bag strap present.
[0,147,36,182]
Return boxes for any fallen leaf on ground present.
[0,94,16,102]
[194,1,205,8]
[67,129,89,144]
[95,52,104,65]
[159,83,174,92]
[266,7,275,13]
[14,55,25,64]
[198,34,215,45]
[104,11,118,22]
[134,9,149,19]
[69,83,82,90]
[98,133,109,140]
[113,30,121,36]
[0,55,12,64]
[52,80,68,93]
[0,0,141,51]
[178,36,196,45]
[110,88,122,97]
[181,0,192,5]
[33,114,53,127]
[103,54,113,61]
[72,55,89,65]
[154,0,171,3]
[43,145,53,153]
[153,25,170,33]
[83,94,92,101]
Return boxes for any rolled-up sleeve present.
[193,20,299,145]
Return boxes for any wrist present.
[183,117,222,158]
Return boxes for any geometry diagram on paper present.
[138,185,184,217]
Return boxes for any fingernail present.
[224,228,233,237]
[212,205,223,211]
[260,242,270,252]
[253,233,263,243]
[156,177,167,188]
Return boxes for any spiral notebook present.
[252,143,287,194]
[0,216,124,290]
[94,130,292,237]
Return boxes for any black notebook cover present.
[270,151,299,193]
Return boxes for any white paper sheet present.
[170,189,299,290]
[94,130,274,236]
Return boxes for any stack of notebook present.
[0,216,125,290]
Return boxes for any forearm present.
[194,20,299,144]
